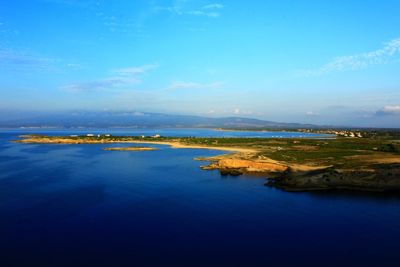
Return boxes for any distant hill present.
[0,110,319,129]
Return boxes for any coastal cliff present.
[266,164,400,192]
[200,157,288,176]
[201,156,400,192]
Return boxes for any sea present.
[1,128,400,267]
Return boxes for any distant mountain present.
[0,110,319,129]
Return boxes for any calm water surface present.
[3,128,333,138]
[0,129,399,267]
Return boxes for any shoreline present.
[126,140,257,153]
[103,146,158,151]
[14,137,257,153]
[13,134,400,193]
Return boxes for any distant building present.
[105,134,111,137]
[87,134,94,137]
[152,134,161,138]
[70,135,78,137]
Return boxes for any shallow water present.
[4,127,332,138]
[0,130,400,267]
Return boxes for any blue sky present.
[1,0,400,127]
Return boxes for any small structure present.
[70,135,78,137]
[87,134,94,137]
[152,134,161,138]
[105,134,111,137]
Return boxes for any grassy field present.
[191,138,398,166]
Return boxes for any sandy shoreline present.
[103,146,158,151]
[126,141,257,153]
[15,137,257,153]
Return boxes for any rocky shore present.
[199,154,400,192]
[266,164,400,192]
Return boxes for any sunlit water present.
[3,127,333,138]
[1,129,400,267]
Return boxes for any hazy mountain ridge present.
[0,111,318,129]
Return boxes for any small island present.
[14,131,400,193]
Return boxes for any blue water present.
[1,130,400,267]
[5,127,333,138]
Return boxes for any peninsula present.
[14,133,400,192]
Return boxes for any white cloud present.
[114,64,158,75]
[63,64,157,92]
[233,108,253,116]
[166,81,224,90]
[306,111,319,116]
[62,78,137,92]
[186,10,219,18]
[156,1,224,18]
[298,38,400,77]
[379,105,400,115]
[66,63,83,69]
[383,105,400,113]
[132,111,145,116]
[0,49,54,70]
[202,3,224,9]
[0,48,85,72]
[120,111,147,116]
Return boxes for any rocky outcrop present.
[266,164,400,192]
[201,158,288,176]
[202,156,400,192]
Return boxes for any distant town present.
[298,129,363,138]
[71,133,162,139]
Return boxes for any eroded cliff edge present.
[198,150,400,192]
